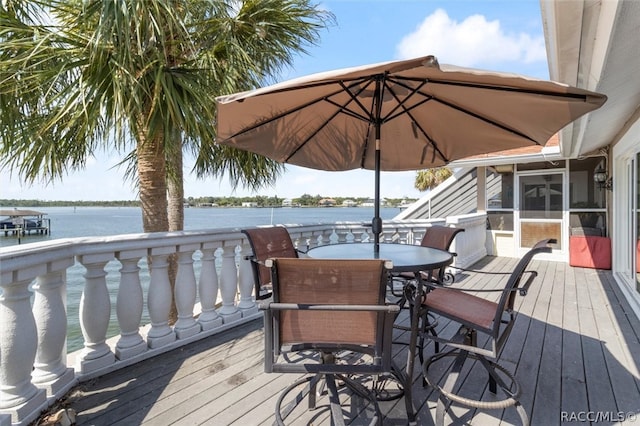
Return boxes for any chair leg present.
[489,373,497,394]
[325,374,347,426]
[275,374,323,425]
[434,349,467,426]
[425,349,528,426]
[340,374,384,425]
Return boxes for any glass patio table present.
[306,242,454,422]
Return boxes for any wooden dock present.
[36,257,640,425]
[0,209,50,237]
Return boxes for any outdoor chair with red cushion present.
[260,258,399,425]
[241,226,303,300]
[420,238,554,426]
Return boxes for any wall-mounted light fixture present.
[494,164,514,173]
[593,167,613,190]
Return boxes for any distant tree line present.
[1,199,140,208]
[2,194,416,209]
[188,194,413,207]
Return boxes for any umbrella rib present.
[283,103,347,163]
[222,78,372,141]
[399,76,593,100]
[428,95,541,145]
[381,79,450,164]
[337,78,379,122]
[388,76,542,145]
[379,78,429,123]
[284,79,378,163]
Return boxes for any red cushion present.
[569,236,611,270]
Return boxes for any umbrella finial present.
[423,56,439,68]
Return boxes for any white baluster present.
[217,243,242,323]
[75,255,115,374]
[306,232,319,249]
[0,277,47,421]
[115,251,147,359]
[197,246,223,330]
[174,245,201,339]
[146,252,175,349]
[299,234,310,252]
[32,268,75,396]
[237,244,258,316]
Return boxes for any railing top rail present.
[0,217,462,280]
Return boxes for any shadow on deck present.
[35,258,640,425]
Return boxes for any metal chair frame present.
[421,239,555,426]
[391,225,465,360]
[260,258,399,426]
[242,226,303,300]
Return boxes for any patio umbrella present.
[215,55,606,252]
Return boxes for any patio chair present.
[391,225,465,358]
[394,225,465,289]
[420,238,554,426]
[260,258,399,425]
[241,226,303,300]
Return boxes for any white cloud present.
[396,9,546,69]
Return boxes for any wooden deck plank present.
[530,260,564,425]
[560,261,590,420]
[500,259,555,426]
[35,258,639,426]
[586,269,640,417]
[574,266,619,416]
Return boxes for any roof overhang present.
[540,0,640,157]
[448,144,562,168]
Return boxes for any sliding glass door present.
[635,154,639,293]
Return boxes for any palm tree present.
[0,0,333,233]
[414,167,453,191]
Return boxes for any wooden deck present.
[38,257,640,425]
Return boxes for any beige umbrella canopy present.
[216,55,606,250]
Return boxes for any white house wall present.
[612,112,640,320]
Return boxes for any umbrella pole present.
[373,139,382,254]
[372,77,384,254]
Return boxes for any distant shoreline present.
[1,196,416,209]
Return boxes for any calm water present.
[1,205,401,247]
[1,206,401,351]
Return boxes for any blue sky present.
[1,0,548,202]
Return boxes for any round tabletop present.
[306,242,453,273]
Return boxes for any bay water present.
[1,206,401,351]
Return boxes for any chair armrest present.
[446,266,511,275]
[421,279,532,295]
[258,301,271,311]
[516,270,537,296]
[264,302,400,314]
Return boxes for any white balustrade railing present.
[0,216,486,425]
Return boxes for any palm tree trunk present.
[137,133,169,233]
[166,143,184,324]
[167,140,184,232]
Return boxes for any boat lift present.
[0,209,50,239]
